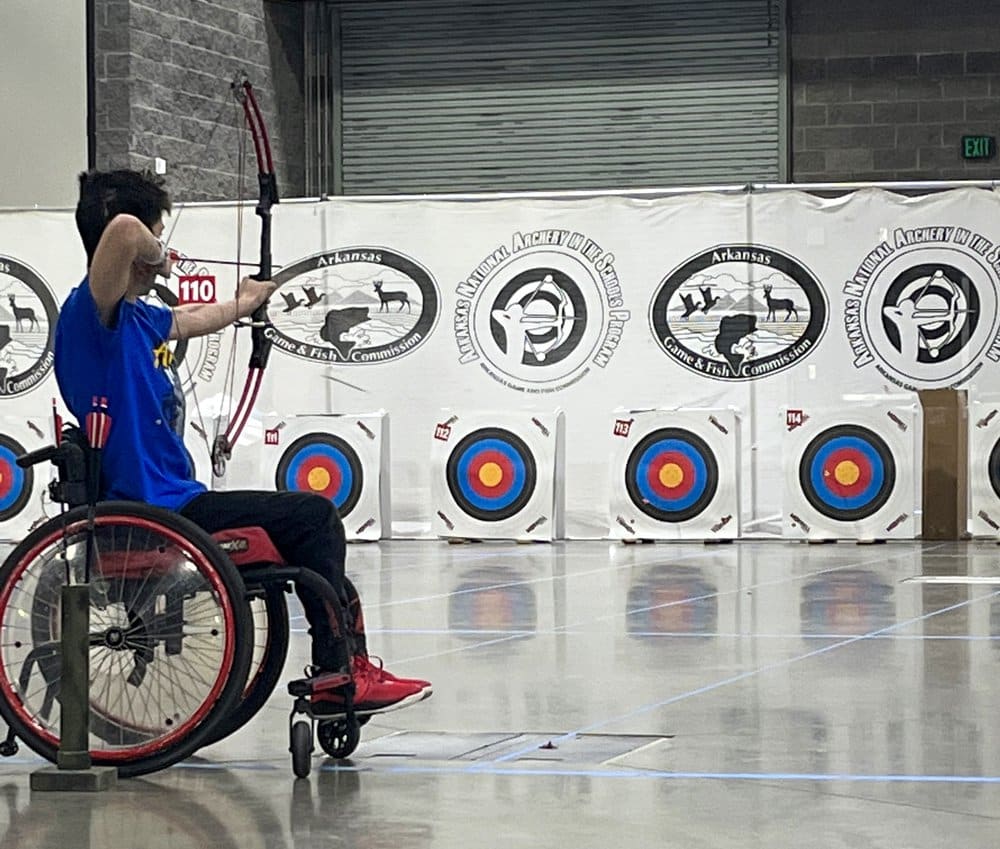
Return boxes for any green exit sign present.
[962,135,996,160]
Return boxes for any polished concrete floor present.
[0,539,998,848]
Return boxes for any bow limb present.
[211,75,280,477]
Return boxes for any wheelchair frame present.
[0,427,363,779]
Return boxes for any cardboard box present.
[919,389,968,540]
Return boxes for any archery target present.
[445,428,537,522]
[782,401,921,540]
[0,435,31,523]
[0,417,51,542]
[608,408,740,540]
[625,428,719,523]
[798,425,895,522]
[967,399,1000,536]
[276,433,364,518]
[431,410,564,541]
[263,413,390,540]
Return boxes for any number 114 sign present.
[177,275,217,304]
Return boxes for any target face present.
[799,425,896,522]
[624,428,719,522]
[0,434,32,522]
[275,433,363,517]
[988,438,1000,502]
[445,428,537,522]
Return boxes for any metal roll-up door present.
[313,0,786,194]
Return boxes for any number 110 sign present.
[177,274,218,304]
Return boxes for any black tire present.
[317,717,361,759]
[290,720,313,779]
[201,581,290,745]
[0,502,253,777]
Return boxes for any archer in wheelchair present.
[0,168,431,779]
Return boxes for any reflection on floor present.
[1,539,999,848]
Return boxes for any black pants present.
[180,490,360,670]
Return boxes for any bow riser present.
[211,76,280,475]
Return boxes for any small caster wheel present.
[290,720,313,778]
[0,739,18,757]
[317,718,361,759]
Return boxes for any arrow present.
[170,257,285,270]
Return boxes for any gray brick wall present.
[94,1,999,192]
[790,0,1000,182]
[93,0,304,201]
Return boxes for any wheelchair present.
[0,424,365,779]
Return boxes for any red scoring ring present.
[644,450,697,500]
[466,448,516,499]
[820,447,873,498]
[0,457,14,498]
[294,456,342,500]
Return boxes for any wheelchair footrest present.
[288,670,351,698]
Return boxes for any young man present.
[54,168,431,715]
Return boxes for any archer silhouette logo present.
[265,248,439,364]
[0,256,58,398]
[650,245,827,381]
[844,227,1000,388]
[455,230,630,392]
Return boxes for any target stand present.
[262,413,391,541]
[967,398,1000,537]
[0,416,51,542]
[608,408,741,541]
[781,401,922,541]
[431,410,565,542]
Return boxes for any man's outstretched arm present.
[168,276,276,340]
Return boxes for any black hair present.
[75,169,172,263]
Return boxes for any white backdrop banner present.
[1,187,999,537]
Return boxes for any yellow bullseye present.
[479,462,504,488]
[659,462,684,489]
[307,467,332,492]
[833,460,860,486]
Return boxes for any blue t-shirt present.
[54,279,206,510]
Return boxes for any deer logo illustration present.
[8,295,39,332]
[762,285,798,322]
[373,280,410,313]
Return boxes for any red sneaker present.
[357,654,432,691]
[311,655,429,716]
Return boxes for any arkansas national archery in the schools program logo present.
[454,230,630,392]
[650,245,827,381]
[844,226,1000,389]
[0,256,58,398]
[265,248,439,364]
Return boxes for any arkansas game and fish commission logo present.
[264,247,440,364]
[844,226,1000,389]
[454,229,631,393]
[650,245,827,381]
[0,256,58,398]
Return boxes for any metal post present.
[31,398,117,792]
[55,584,91,771]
